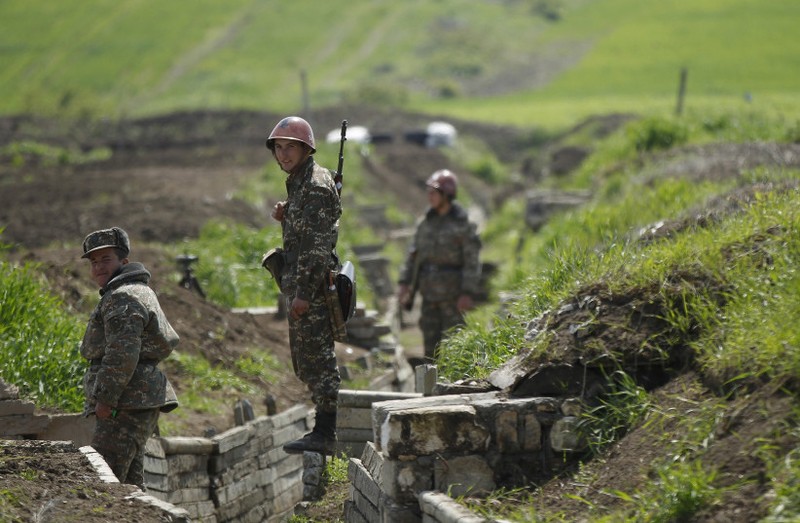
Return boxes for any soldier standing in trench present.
[79,226,179,488]
[265,116,342,454]
[397,169,482,362]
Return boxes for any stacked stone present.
[0,377,48,438]
[336,390,422,458]
[0,377,95,444]
[367,344,416,393]
[208,404,308,523]
[345,308,393,348]
[301,452,326,501]
[144,437,216,522]
[142,404,311,523]
[345,392,577,522]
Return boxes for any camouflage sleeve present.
[398,224,421,285]
[295,184,337,300]
[92,293,147,407]
[460,220,482,296]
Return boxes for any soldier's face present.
[87,247,127,288]
[273,139,308,174]
[427,187,445,211]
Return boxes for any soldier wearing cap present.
[266,116,342,454]
[79,226,179,488]
[397,169,482,362]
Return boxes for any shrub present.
[0,261,85,411]
[627,116,689,152]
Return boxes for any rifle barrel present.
[335,120,347,194]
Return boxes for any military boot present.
[283,410,337,455]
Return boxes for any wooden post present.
[300,69,310,114]
[675,67,687,116]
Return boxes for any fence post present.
[675,67,688,116]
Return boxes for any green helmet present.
[81,227,130,259]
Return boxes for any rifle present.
[327,119,357,334]
[334,120,347,195]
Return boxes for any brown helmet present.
[426,169,458,198]
[266,116,316,153]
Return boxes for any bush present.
[627,116,689,152]
[0,261,85,411]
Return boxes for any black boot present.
[283,410,337,455]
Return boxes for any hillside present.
[2,108,800,522]
[0,106,532,435]
[1,0,798,126]
[2,0,799,521]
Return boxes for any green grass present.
[419,0,800,128]
[1,0,798,129]
[0,258,85,411]
[287,453,350,523]
[435,109,800,519]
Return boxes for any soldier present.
[80,226,179,488]
[266,116,342,454]
[397,169,482,361]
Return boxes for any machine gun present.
[176,254,205,298]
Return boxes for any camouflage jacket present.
[80,262,179,413]
[279,157,342,301]
[399,202,482,302]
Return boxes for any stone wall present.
[0,377,94,443]
[139,348,416,523]
[344,390,586,522]
[143,404,310,523]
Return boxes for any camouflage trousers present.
[419,298,464,361]
[92,408,160,489]
[287,294,341,413]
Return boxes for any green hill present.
[2,1,800,520]
[2,0,798,128]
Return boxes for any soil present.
[0,440,172,523]
[2,110,799,522]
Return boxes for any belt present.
[420,263,463,273]
[90,358,158,366]
[283,249,336,265]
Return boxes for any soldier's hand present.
[271,201,286,222]
[457,294,474,313]
[290,296,309,319]
[95,402,114,419]
[397,284,410,306]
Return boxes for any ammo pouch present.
[261,247,286,281]
[326,260,357,342]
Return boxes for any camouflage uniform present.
[277,156,342,414]
[399,202,481,359]
[81,261,179,488]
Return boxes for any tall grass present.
[440,110,800,387]
[0,260,85,411]
[173,220,282,308]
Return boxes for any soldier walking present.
[265,116,342,454]
[397,169,482,362]
[79,227,179,489]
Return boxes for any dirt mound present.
[0,440,174,523]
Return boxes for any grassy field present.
[2,0,798,129]
[3,3,800,519]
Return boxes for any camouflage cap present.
[81,227,131,259]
